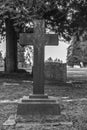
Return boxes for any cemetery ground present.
[0,68,87,129]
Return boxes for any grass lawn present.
[0,67,87,129]
[67,67,87,81]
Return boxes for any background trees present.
[0,0,82,40]
[17,43,25,67]
[24,46,33,66]
[0,0,87,69]
[0,51,3,67]
[0,0,87,41]
[0,51,3,60]
[67,33,87,67]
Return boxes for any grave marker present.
[19,20,58,95]
[17,19,60,115]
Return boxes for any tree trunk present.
[5,19,17,73]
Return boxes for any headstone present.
[45,62,67,83]
[17,19,60,115]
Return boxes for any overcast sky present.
[0,40,69,63]
[45,41,69,62]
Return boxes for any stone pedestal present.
[17,95,60,115]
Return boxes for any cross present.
[19,20,58,95]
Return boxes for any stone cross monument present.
[20,20,58,94]
[17,19,60,115]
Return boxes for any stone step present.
[29,94,48,99]
[22,99,57,103]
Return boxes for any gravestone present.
[45,62,67,83]
[17,19,60,115]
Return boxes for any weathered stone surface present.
[19,20,58,95]
[29,94,48,99]
[17,96,60,115]
[20,33,58,46]
[33,45,44,94]
[6,19,17,73]
[45,62,67,83]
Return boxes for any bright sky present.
[0,40,6,57]
[0,40,69,63]
[45,41,69,63]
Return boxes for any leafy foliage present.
[67,34,87,67]
[0,51,3,60]
[46,57,53,62]
[0,0,86,41]
[0,0,87,62]
[54,58,63,63]
[17,42,25,66]
[69,0,87,34]
[18,44,33,66]
[24,46,33,65]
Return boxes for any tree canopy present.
[67,34,87,67]
[0,0,87,41]
[0,51,3,59]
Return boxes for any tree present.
[67,33,87,67]
[0,0,73,72]
[67,38,83,67]
[5,18,18,72]
[82,46,87,67]
[0,0,82,40]
[17,43,25,67]
[0,0,87,39]
[0,51,3,60]
[54,58,63,63]
[69,1,87,36]
[0,51,3,67]
[24,46,33,66]
[46,57,53,62]
[0,0,87,72]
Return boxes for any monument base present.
[17,94,61,115]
